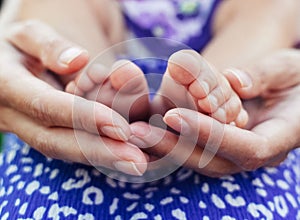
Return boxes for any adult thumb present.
[224,49,300,99]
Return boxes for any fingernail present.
[235,109,249,128]
[59,47,86,66]
[129,136,148,149]
[113,161,143,176]
[101,126,129,141]
[163,112,191,135]
[224,68,252,88]
[212,108,226,123]
[130,122,151,137]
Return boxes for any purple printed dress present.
[0,1,300,219]
[121,0,220,51]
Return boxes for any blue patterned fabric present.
[1,1,300,219]
[0,133,300,219]
[121,0,222,51]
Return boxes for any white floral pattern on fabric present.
[0,134,299,219]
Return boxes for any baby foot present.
[66,60,150,122]
[153,50,248,127]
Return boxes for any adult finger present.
[163,108,297,171]
[0,45,131,141]
[7,20,89,74]
[224,49,300,99]
[130,122,241,177]
[0,105,147,176]
[7,75,131,141]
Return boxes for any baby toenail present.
[101,126,129,141]
[235,109,249,128]
[129,136,148,149]
[163,112,192,136]
[130,122,151,137]
[59,47,87,67]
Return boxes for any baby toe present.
[197,84,231,113]
[110,60,147,94]
[87,64,110,85]
[65,81,84,96]
[189,79,211,99]
[75,71,96,92]
[168,50,202,85]
[198,93,219,113]
[235,108,249,128]
[221,95,243,124]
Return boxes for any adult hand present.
[130,49,300,177]
[0,20,148,176]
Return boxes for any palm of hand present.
[242,82,300,165]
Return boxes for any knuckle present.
[240,143,270,171]
[259,50,298,77]
[277,51,300,75]
[40,37,63,62]
[72,98,93,131]
[28,92,54,125]
[32,129,58,159]
[9,20,40,39]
